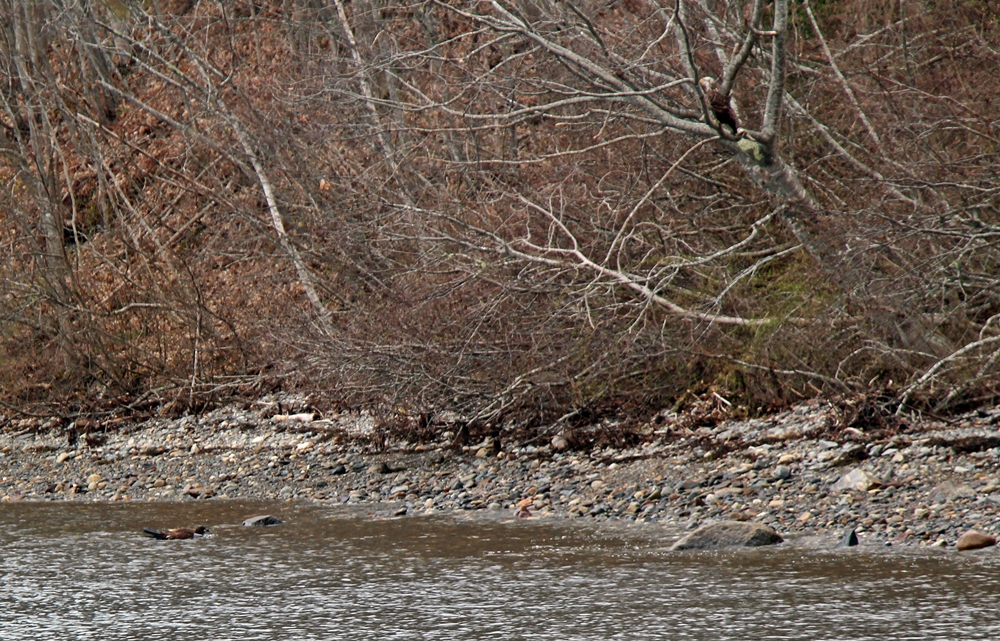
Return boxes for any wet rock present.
[831,469,881,492]
[927,481,976,503]
[670,521,783,551]
[836,528,859,548]
[956,530,996,551]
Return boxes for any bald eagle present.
[698,76,741,135]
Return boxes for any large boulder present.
[956,530,996,551]
[671,521,783,551]
[242,514,284,527]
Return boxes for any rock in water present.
[836,528,859,548]
[671,521,783,551]
[956,530,996,551]
[242,515,284,527]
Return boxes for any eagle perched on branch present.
[698,76,742,135]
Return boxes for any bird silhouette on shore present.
[142,526,209,540]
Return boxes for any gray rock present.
[773,465,792,481]
[830,444,868,467]
[671,521,783,551]
[831,468,881,492]
[927,481,976,503]
[676,478,702,490]
[242,514,283,527]
[836,528,859,547]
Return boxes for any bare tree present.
[1,0,998,422]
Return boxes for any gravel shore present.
[3,398,1000,548]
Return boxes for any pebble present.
[0,397,997,549]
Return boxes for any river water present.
[1,501,999,640]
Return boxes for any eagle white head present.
[698,76,717,92]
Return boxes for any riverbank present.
[3,398,1000,548]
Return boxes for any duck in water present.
[142,526,209,540]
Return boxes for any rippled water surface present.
[2,501,999,640]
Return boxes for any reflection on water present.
[1,501,999,640]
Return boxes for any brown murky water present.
[1,501,999,640]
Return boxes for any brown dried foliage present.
[0,1,999,430]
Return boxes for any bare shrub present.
[0,1,998,430]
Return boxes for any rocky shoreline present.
[3,398,1000,549]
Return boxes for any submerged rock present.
[242,514,283,527]
[956,530,996,551]
[671,521,783,551]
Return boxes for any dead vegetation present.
[1,1,999,435]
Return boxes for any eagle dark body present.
[699,77,741,133]
[707,89,740,132]
[143,526,209,540]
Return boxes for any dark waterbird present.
[143,526,209,540]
